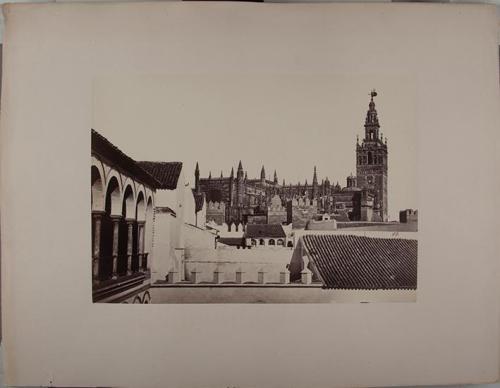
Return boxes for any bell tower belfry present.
[356,90,388,221]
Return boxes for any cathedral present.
[195,90,389,228]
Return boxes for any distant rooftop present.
[245,224,286,239]
[192,190,205,212]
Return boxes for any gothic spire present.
[261,165,266,181]
[230,167,234,178]
[237,160,244,179]
[313,166,318,185]
[273,170,278,184]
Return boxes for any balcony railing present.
[93,252,149,282]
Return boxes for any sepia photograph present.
[91,75,418,304]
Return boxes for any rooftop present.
[302,234,417,290]
[218,237,245,246]
[138,161,183,190]
[91,129,161,188]
[245,224,286,239]
[192,190,205,213]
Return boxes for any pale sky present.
[93,74,417,221]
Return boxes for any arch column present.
[126,219,135,275]
[92,211,104,283]
[137,221,146,271]
[111,215,121,279]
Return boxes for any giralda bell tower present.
[356,90,388,222]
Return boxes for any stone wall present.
[268,209,287,225]
[206,201,225,225]
[184,223,217,250]
[288,201,318,229]
[400,209,418,224]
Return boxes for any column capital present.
[125,218,136,224]
[137,220,146,226]
[92,210,105,216]
[110,215,122,221]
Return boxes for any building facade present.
[91,130,157,303]
[91,130,211,302]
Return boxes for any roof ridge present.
[92,129,163,188]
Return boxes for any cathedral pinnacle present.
[364,89,380,140]
[261,165,266,181]
[237,161,244,179]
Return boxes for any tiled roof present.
[192,190,205,212]
[218,237,245,246]
[138,161,182,190]
[245,224,286,238]
[302,234,417,290]
[91,129,160,188]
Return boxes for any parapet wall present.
[184,247,293,284]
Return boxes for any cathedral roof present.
[302,234,417,290]
[341,186,361,192]
[138,161,183,190]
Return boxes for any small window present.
[269,239,275,246]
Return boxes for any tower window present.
[368,152,373,165]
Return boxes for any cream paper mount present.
[1,2,500,387]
